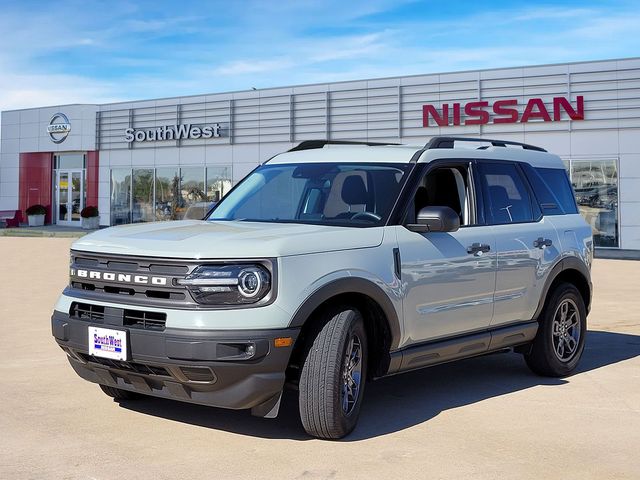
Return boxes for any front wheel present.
[525,283,587,377]
[298,307,368,439]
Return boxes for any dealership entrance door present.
[55,170,84,225]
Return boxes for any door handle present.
[467,243,491,255]
[533,237,553,249]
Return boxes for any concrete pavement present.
[1,237,638,479]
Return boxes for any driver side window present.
[408,164,475,226]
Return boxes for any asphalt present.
[1,237,638,479]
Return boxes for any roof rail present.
[424,136,547,152]
[288,140,400,151]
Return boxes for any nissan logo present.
[47,113,71,144]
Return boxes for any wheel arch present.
[534,257,592,321]
[287,277,401,379]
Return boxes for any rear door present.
[476,161,562,326]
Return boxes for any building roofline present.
[2,56,640,113]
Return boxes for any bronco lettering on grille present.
[71,268,168,286]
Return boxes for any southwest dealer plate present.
[88,326,127,361]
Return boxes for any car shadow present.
[117,330,640,441]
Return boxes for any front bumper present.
[51,311,299,412]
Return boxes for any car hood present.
[72,220,384,259]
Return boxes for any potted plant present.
[81,206,100,230]
[25,204,46,227]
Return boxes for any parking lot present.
[1,236,639,479]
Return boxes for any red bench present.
[0,210,22,228]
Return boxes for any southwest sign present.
[422,96,584,127]
[125,123,222,142]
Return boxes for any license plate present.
[88,326,128,361]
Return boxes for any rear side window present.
[478,162,535,224]
[534,167,578,214]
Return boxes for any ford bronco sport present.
[52,136,593,439]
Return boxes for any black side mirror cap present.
[406,206,460,233]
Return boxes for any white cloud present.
[214,58,295,76]
[0,0,638,118]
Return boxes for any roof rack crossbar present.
[424,136,546,152]
[288,140,400,152]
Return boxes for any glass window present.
[179,167,206,220]
[522,165,578,216]
[155,167,179,221]
[209,163,410,227]
[110,169,131,225]
[479,162,534,225]
[570,159,618,247]
[536,167,578,214]
[206,166,232,203]
[55,153,85,170]
[132,169,154,223]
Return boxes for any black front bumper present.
[51,311,299,412]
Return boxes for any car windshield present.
[207,162,411,227]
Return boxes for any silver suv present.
[52,137,593,439]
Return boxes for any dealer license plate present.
[88,326,128,361]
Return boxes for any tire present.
[525,282,587,377]
[99,384,140,401]
[299,307,368,439]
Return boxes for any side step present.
[388,322,538,375]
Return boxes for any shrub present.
[26,204,46,216]
[81,206,99,218]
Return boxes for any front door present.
[397,226,497,344]
[56,170,84,225]
[396,162,497,346]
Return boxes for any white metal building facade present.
[1,57,638,250]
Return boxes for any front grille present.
[123,309,167,331]
[70,302,105,322]
[77,353,170,377]
[70,302,166,331]
[69,251,196,308]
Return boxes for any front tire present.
[525,282,587,377]
[299,307,368,439]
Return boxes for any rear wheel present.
[99,384,140,401]
[298,307,368,439]
[525,283,586,377]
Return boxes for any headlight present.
[177,264,272,305]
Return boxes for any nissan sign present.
[422,96,584,127]
[47,113,71,143]
[125,123,222,142]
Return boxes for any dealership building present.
[1,57,639,250]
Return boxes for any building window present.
[132,169,154,223]
[567,159,619,248]
[179,167,206,220]
[207,166,232,203]
[54,153,86,170]
[155,167,179,221]
[110,169,132,225]
[109,165,232,225]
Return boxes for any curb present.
[0,228,91,238]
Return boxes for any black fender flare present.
[532,256,592,320]
[288,277,402,350]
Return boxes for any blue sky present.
[1,0,639,111]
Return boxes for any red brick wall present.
[18,151,98,225]
[19,152,53,224]
[86,151,99,208]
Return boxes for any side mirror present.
[406,206,460,233]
